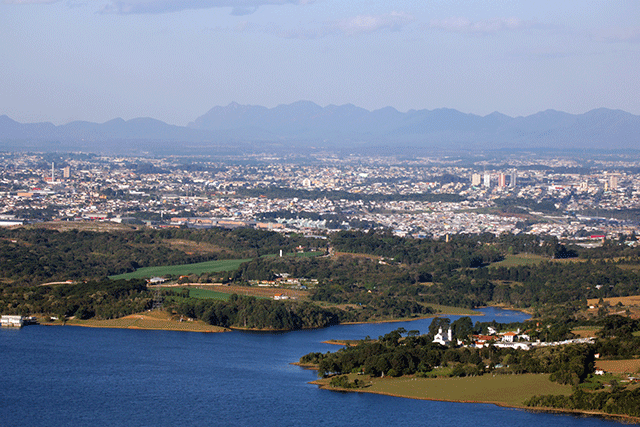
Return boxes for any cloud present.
[597,27,640,43]
[336,11,414,36]
[98,0,311,15]
[223,11,415,40]
[429,17,539,35]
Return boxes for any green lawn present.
[109,258,251,280]
[180,287,230,300]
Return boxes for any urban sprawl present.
[1,153,639,244]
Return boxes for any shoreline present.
[38,322,229,333]
[24,303,529,334]
[308,377,640,424]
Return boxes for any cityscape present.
[2,152,639,243]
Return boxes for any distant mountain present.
[1,102,639,154]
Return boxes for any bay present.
[0,308,624,426]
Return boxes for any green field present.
[109,258,251,280]
[179,287,231,300]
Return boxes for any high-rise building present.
[63,166,70,179]
[483,173,491,187]
[609,175,618,190]
[510,171,517,187]
[498,173,507,187]
[471,173,481,186]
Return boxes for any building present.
[483,173,491,188]
[471,173,481,186]
[498,173,507,188]
[433,326,453,346]
[63,166,71,179]
[510,171,517,187]
[1,315,24,327]
[609,175,618,190]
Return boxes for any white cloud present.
[98,0,311,15]
[597,27,640,43]
[429,17,538,35]
[336,11,414,36]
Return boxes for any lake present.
[0,308,625,426]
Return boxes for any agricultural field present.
[586,295,640,319]
[587,295,640,308]
[109,258,251,280]
[159,283,310,300]
[595,359,640,375]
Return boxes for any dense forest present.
[0,279,152,320]
[173,294,342,330]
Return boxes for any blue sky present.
[1,0,639,125]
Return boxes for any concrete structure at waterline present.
[1,315,25,328]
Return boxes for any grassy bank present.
[46,310,228,333]
[313,373,572,408]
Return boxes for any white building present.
[1,315,24,327]
[433,326,453,346]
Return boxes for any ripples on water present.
[0,308,623,427]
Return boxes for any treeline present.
[525,388,640,418]
[0,227,311,284]
[171,294,342,330]
[0,279,151,320]
[300,327,595,385]
[229,231,640,315]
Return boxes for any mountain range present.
[1,101,639,154]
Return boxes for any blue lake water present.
[0,308,628,426]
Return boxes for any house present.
[501,332,518,342]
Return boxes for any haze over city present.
[2,0,639,126]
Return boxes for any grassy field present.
[159,283,309,300]
[587,295,640,307]
[314,373,572,408]
[56,310,228,332]
[179,287,231,300]
[109,258,251,280]
[595,359,640,374]
[490,254,547,267]
[571,326,600,338]
[423,303,481,316]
